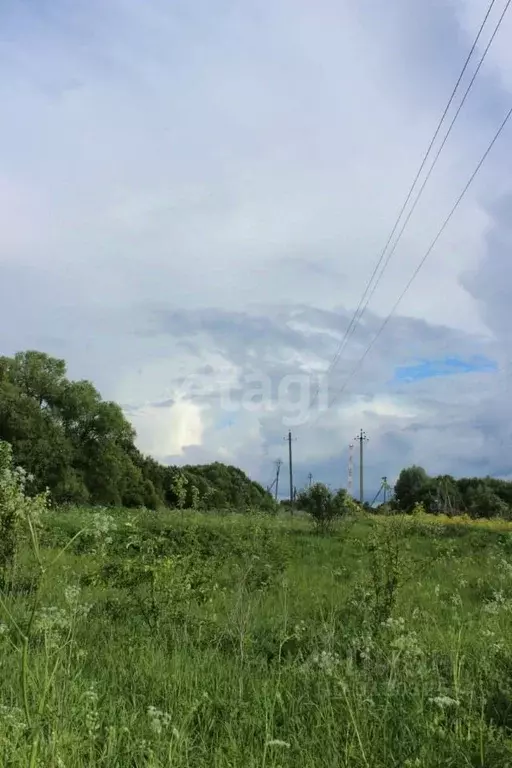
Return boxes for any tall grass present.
[1,508,512,766]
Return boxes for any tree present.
[394,466,431,512]
[464,483,511,519]
[430,474,463,514]
[296,483,348,533]
[167,468,188,509]
[0,350,66,409]
[0,349,287,513]
[0,374,73,495]
[0,352,145,507]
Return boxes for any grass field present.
[2,508,512,767]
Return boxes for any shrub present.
[296,483,348,533]
[411,501,426,516]
[0,440,49,586]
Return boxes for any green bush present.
[296,483,349,533]
[0,440,48,586]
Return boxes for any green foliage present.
[463,482,511,519]
[411,501,426,516]
[296,483,349,532]
[0,440,49,587]
[167,467,188,509]
[183,462,277,512]
[366,516,408,627]
[394,465,431,512]
[391,464,512,520]
[0,351,276,514]
[98,544,219,631]
[4,509,512,765]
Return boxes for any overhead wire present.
[323,102,512,416]
[322,0,512,376]
[307,0,501,413]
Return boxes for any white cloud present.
[129,399,204,460]
[1,0,512,497]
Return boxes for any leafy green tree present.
[0,350,66,409]
[394,466,431,512]
[464,483,510,519]
[142,479,160,510]
[0,349,287,513]
[0,374,72,495]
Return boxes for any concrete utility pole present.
[382,476,388,504]
[274,459,282,502]
[284,431,296,514]
[348,443,354,496]
[355,429,368,504]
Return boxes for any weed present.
[1,507,512,765]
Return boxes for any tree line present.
[390,465,512,518]
[0,350,275,512]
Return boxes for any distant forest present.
[0,351,275,512]
[390,465,512,518]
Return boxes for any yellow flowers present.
[378,511,512,533]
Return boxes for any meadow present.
[2,508,512,767]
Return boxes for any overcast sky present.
[1,0,512,499]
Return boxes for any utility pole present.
[382,476,387,504]
[348,443,354,496]
[355,429,368,504]
[274,459,282,502]
[284,431,296,514]
[307,472,313,488]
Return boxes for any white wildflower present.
[429,695,459,708]
[309,650,341,676]
[36,607,70,634]
[84,684,100,738]
[91,512,117,536]
[64,584,81,609]
[0,705,26,732]
[390,631,423,657]
[293,620,306,638]
[147,705,173,736]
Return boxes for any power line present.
[307,0,500,414]
[326,101,512,413]
[326,0,512,368]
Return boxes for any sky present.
[1,0,512,500]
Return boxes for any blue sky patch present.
[394,355,498,383]
[216,413,236,430]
